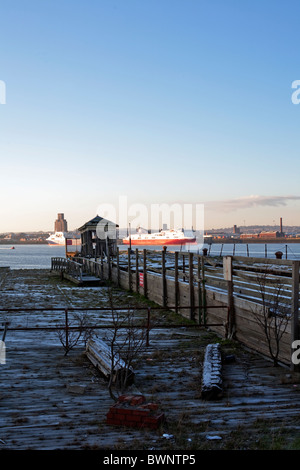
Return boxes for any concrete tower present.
[55,213,68,232]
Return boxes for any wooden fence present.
[51,257,83,283]
[72,248,300,368]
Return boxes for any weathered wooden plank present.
[232,255,294,266]
[86,338,134,385]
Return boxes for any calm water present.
[0,244,65,269]
[1,242,300,269]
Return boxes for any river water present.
[0,245,66,269]
[1,242,300,269]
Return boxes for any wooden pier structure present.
[51,257,104,286]
[52,247,300,369]
[2,263,300,449]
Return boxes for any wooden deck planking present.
[1,269,300,449]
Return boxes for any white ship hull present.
[123,229,196,246]
[46,232,66,245]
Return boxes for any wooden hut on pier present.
[78,215,118,258]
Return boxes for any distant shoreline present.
[0,241,48,245]
[207,237,300,244]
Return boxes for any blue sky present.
[1,0,300,232]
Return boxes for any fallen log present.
[86,337,134,386]
[201,343,223,400]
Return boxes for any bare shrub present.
[105,290,150,401]
[252,270,290,366]
[57,311,94,356]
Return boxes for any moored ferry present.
[123,229,196,246]
[46,232,66,245]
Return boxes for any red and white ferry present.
[123,229,196,246]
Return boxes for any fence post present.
[162,247,167,307]
[201,256,207,325]
[224,256,235,339]
[116,247,120,287]
[135,249,139,293]
[100,247,104,279]
[79,264,83,284]
[197,255,202,324]
[189,252,195,321]
[65,308,69,352]
[143,249,148,298]
[107,238,112,281]
[291,261,300,371]
[175,251,179,314]
[128,248,132,291]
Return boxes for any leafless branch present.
[252,270,290,366]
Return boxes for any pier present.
[52,247,300,368]
[50,257,104,286]
[2,267,300,450]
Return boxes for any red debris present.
[106,394,165,429]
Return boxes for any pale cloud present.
[205,195,300,212]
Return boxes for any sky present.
[1,0,300,232]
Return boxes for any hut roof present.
[78,215,118,232]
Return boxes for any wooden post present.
[128,248,132,291]
[227,281,234,339]
[107,237,112,281]
[197,255,202,324]
[135,249,139,293]
[100,247,103,279]
[65,308,69,352]
[201,257,207,325]
[224,256,235,339]
[143,249,148,298]
[116,247,120,287]
[87,231,93,257]
[146,307,151,347]
[175,251,179,314]
[291,261,300,371]
[189,252,194,321]
[162,247,167,307]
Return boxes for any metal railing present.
[0,305,227,347]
